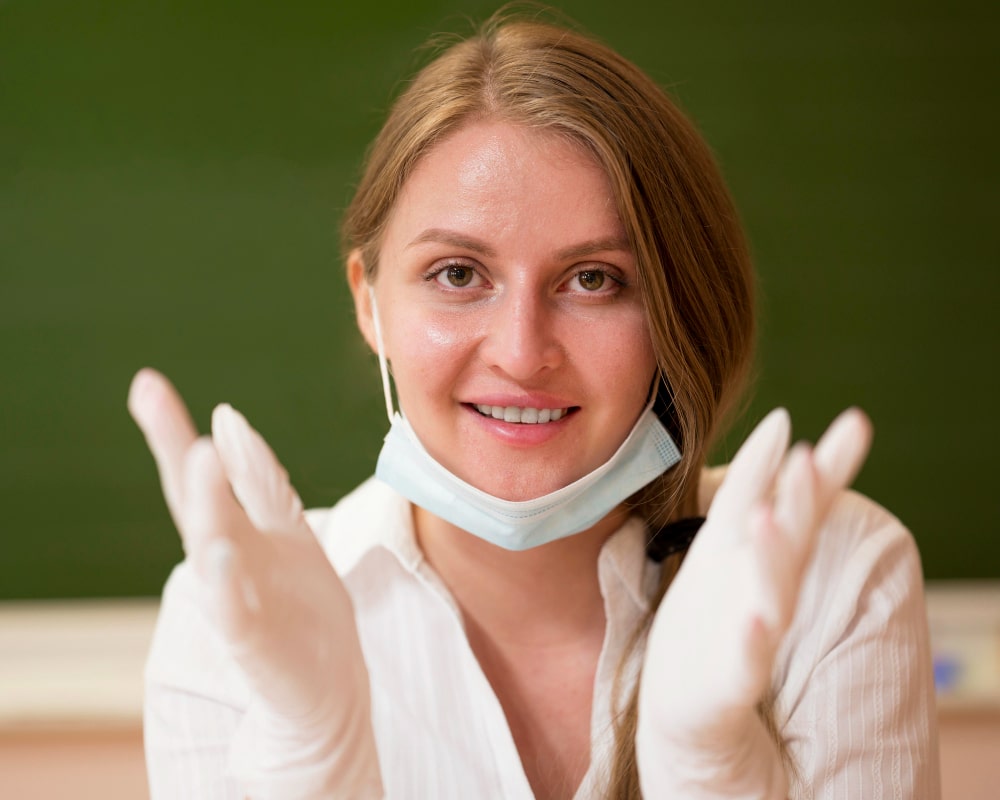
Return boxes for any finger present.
[755,444,819,626]
[748,502,801,637]
[772,442,818,547]
[185,440,269,649]
[182,437,254,573]
[812,407,873,508]
[211,403,307,537]
[201,537,261,645]
[711,407,791,523]
[128,368,199,527]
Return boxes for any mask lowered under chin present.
[365,284,682,550]
[374,403,681,551]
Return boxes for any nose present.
[479,290,564,382]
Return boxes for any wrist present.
[229,687,383,800]
[637,708,787,799]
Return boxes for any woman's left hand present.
[637,407,873,796]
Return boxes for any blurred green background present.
[1,0,996,599]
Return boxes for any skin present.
[129,122,873,800]
[349,121,657,503]
[348,120,658,797]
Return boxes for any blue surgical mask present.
[367,287,682,550]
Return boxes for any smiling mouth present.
[471,404,575,424]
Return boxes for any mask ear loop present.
[368,285,396,425]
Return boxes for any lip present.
[462,392,577,410]
[462,402,577,447]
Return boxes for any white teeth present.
[474,404,569,424]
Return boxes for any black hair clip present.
[646,516,706,562]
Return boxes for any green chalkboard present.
[1,0,996,599]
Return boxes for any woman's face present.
[350,120,657,501]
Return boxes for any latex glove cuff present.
[229,696,383,800]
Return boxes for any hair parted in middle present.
[344,10,755,527]
[342,9,766,797]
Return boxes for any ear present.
[347,249,378,353]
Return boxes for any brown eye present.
[577,269,605,291]
[445,265,474,287]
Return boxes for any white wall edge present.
[0,581,997,726]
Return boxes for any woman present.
[132,12,939,799]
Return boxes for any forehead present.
[380,120,627,256]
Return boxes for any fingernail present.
[788,440,812,463]
[766,407,791,436]
[127,368,154,417]
[212,403,252,468]
[211,403,234,428]
[760,407,792,468]
[212,403,240,443]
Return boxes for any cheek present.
[423,320,467,349]
[589,313,656,382]
[385,312,481,392]
[390,313,471,355]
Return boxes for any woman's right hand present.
[129,368,382,798]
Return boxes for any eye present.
[575,269,606,291]
[426,262,484,289]
[440,265,476,287]
[565,267,624,294]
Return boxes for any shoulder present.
[303,475,394,533]
[773,497,939,794]
[800,488,924,631]
[701,464,930,695]
[774,488,933,720]
[699,464,923,604]
[304,476,416,576]
[790,487,926,642]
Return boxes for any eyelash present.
[422,261,628,295]
[422,261,485,290]
[566,268,627,294]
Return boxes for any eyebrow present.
[555,236,632,261]
[407,229,497,257]
[407,228,632,261]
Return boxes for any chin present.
[472,468,576,503]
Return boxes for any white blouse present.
[144,476,940,798]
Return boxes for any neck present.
[413,505,629,648]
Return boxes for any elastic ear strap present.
[368,285,396,425]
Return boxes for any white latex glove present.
[637,407,873,798]
[129,368,383,799]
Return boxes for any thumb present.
[211,403,308,537]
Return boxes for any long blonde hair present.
[343,9,768,797]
